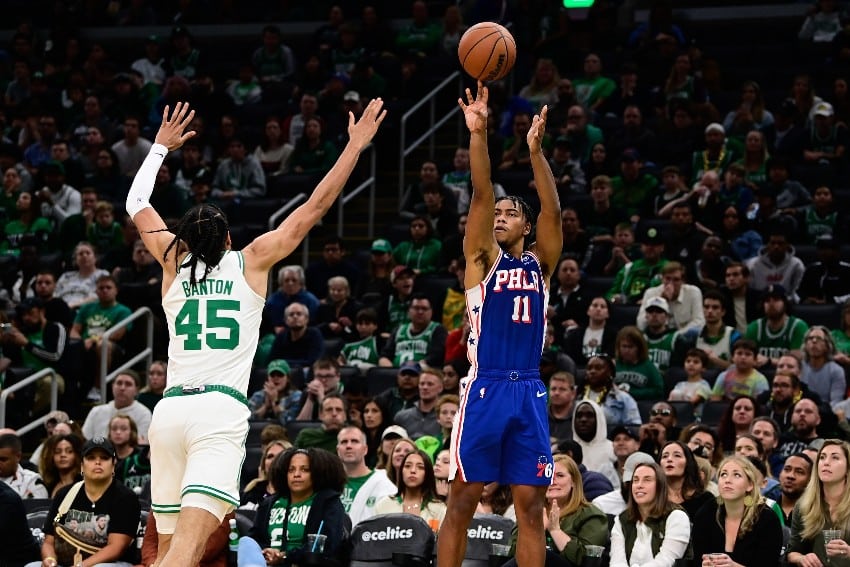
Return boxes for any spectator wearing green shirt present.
[611,149,659,221]
[70,274,132,401]
[745,284,809,369]
[396,1,442,56]
[573,53,617,112]
[606,225,668,304]
[289,116,340,175]
[563,105,604,164]
[614,326,665,401]
[0,191,51,256]
[393,215,442,275]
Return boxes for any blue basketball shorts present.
[449,370,553,486]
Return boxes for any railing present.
[98,307,155,401]
[337,143,376,239]
[0,368,61,435]
[398,71,464,207]
[267,193,308,290]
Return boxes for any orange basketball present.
[458,22,516,82]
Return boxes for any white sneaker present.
[87,387,102,402]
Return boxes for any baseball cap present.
[704,122,725,135]
[644,296,669,313]
[814,102,834,117]
[554,135,571,148]
[16,297,44,315]
[371,239,392,254]
[621,148,641,162]
[82,437,117,459]
[638,226,664,245]
[622,451,655,482]
[381,425,409,441]
[343,90,360,103]
[399,360,422,376]
[391,265,415,282]
[610,425,639,442]
[762,284,787,300]
[267,359,291,375]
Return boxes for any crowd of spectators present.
[6,0,850,566]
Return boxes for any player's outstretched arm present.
[528,106,562,279]
[459,82,498,280]
[127,102,196,269]
[244,98,387,273]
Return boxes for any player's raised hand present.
[458,81,488,134]
[154,102,196,151]
[348,98,387,150]
[527,105,548,154]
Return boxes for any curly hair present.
[153,203,229,285]
[270,448,346,499]
[39,433,83,490]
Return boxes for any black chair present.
[793,303,841,329]
[240,445,264,490]
[609,304,639,328]
[22,498,52,514]
[637,399,655,424]
[323,338,346,358]
[350,514,436,567]
[462,514,516,567]
[700,401,729,426]
[366,367,400,396]
[669,401,696,426]
[582,277,615,299]
[246,420,272,447]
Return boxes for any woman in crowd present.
[33,438,140,567]
[241,447,347,566]
[801,325,846,409]
[736,130,770,187]
[541,454,609,566]
[660,440,714,518]
[723,81,775,142]
[692,456,783,567]
[375,449,447,528]
[137,359,167,412]
[288,116,339,175]
[110,414,151,491]
[0,164,24,216]
[0,191,52,257]
[663,52,706,104]
[734,433,772,480]
[361,398,391,469]
[253,116,293,176]
[583,142,617,181]
[354,239,395,302]
[240,439,291,508]
[392,214,442,275]
[433,449,450,500]
[55,241,109,309]
[610,461,691,567]
[441,358,467,395]
[614,326,664,401]
[682,424,725,468]
[316,276,360,343]
[385,437,417,485]
[718,395,761,453]
[564,296,617,367]
[518,58,560,113]
[788,439,850,566]
[86,147,129,201]
[39,433,84,498]
[477,484,514,518]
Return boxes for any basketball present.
[458,22,516,82]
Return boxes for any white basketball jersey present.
[162,250,264,394]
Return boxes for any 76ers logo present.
[536,456,553,479]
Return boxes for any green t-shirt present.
[615,359,664,400]
[1,216,52,255]
[268,494,315,551]
[645,330,682,374]
[831,329,850,355]
[611,174,659,218]
[606,258,668,303]
[573,76,616,109]
[74,301,133,339]
[341,472,373,513]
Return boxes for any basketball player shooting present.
[437,82,561,567]
[126,100,385,566]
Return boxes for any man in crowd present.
[296,359,343,421]
[548,371,576,443]
[637,262,704,336]
[375,361,421,418]
[720,262,761,334]
[394,367,444,440]
[337,426,396,527]
[81,370,152,440]
[378,294,447,368]
[295,394,347,452]
[745,284,809,369]
[766,453,813,525]
[775,398,822,460]
[0,432,48,498]
[694,289,741,369]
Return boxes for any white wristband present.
[126,143,168,218]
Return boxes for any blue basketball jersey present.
[465,250,549,374]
